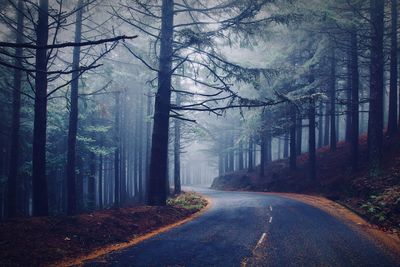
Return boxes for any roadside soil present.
[0,192,208,267]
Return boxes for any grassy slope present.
[0,192,207,266]
[212,134,400,233]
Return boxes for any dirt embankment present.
[0,192,208,266]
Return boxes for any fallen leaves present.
[0,192,206,266]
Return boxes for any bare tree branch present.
[0,35,138,49]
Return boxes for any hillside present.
[212,134,400,233]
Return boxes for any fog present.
[0,0,393,217]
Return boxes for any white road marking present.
[269,216,273,223]
[257,233,267,246]
[269,205,273,211]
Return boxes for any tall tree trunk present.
[360,88,366,134]
[218,151,224,177]
[66,0,83,215]
[22,174,30,215]
[248,136,254,172]
[114,93,121,208]
[7,0,24,218]
[388,0,398,135]
[165,161,170,196]
[368,0,384,176]
[126,132,132,199]
[309,101,316,180]
[145,94,152,201]
[76,155,84,211]
[308,70,316,181]
[98,155,103,210]
[238,141,244,170]
[317,103,323,148]
[350,31,360,173]
[173,93,181,194]
[224,146,229,173]
[346,47,352,142]
[138,93,144,201]
[148,0,174,205]
[133,105,139,197]
[336,106,340,140]
[88,152,96,210]
[32,0,49,216]
[323,103,330,146]
[283,133,289,158]
[289,106,297,170]
[260,133,265,177]
[329,48,337,152]
[266,129,272,162]
[107,158,112,206]
[120,96,127,205]
[244,144,248,169]
[253,142,257,167]
[277,138,281,159]
[296,118,302,155]
[229,133,235,172]
[105,159,109,206]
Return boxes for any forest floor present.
[212,133,400,236]
[0,192,208,266]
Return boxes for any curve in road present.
[83,187,400,267]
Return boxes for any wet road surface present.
[84,187,400,267]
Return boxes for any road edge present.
[258,191,400,259]
[55,195,213,267]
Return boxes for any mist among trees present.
[0,0,398,222]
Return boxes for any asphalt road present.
[84,187,400,267]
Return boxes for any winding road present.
[84,187,400,267]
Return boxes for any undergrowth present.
[167,192,208,211]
